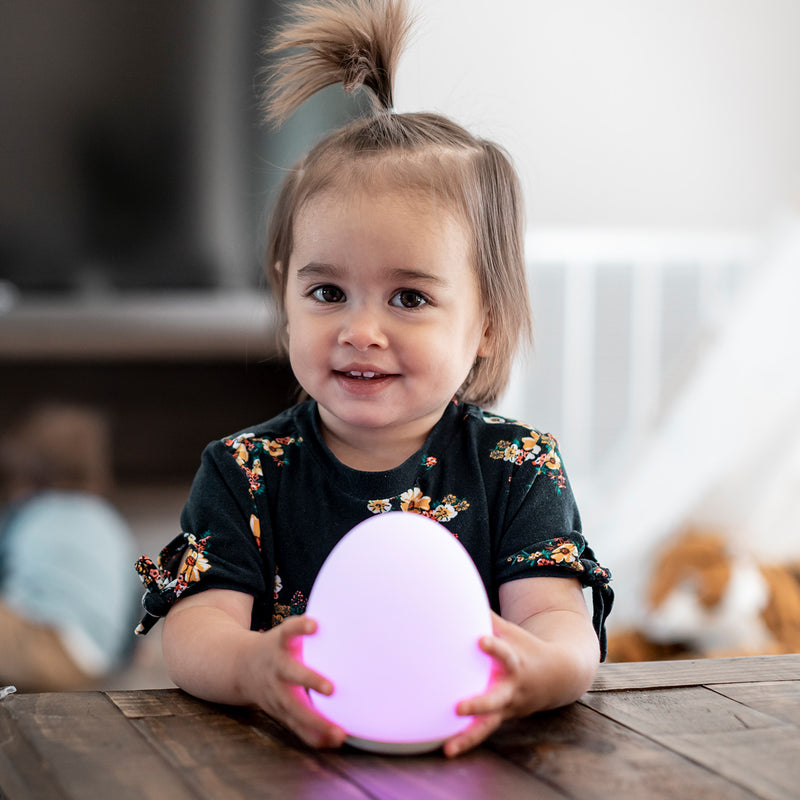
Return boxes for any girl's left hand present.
[442,612,537,758]
[443,577,601,758]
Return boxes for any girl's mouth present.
[342,370,387,380]
[334,369,396,394]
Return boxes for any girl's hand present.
[443,612,537,758]
[162,592,347,751]
[242,615,347,749]
[442,577,600,758]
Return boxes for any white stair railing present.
[501,229,758,507]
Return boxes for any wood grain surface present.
[1,655,798,799]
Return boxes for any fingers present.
[452,631,521,719]
[278,654,334,696]
[277,614,318,645]
[443,713,502,758]
[298,722,347,749]
[273,615,333,694]
[255,615,347,749]
[479,634,521,674]
[262,664,346,749]
[285,707,345,749]
[284,686,347,748]
[456,678,514,717]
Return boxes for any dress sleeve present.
[134,438,267,635]
[491,432,614,659]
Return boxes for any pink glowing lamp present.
[302,511,494,754]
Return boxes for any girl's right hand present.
[162,592,346,751]
[243,615,347,749]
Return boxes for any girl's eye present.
[390,290,428,309]
[311,285,345,303]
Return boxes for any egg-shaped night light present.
[302,511,494,754]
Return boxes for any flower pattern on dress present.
[431,501,457,522]
[489,429,566,492]
[272,564,307,625]
[507,537,585,572]
[270,436,301,465]
[134,531,214,634]
[368,498,392,514]
[368,488,469,523]
[227,432,255,466]
[400,487,430,513]
[223,433,303,492]
[250,514,262,551]
[242,458,263,494]
[591,564,612,584]
[221,433,304,558]
[180,534,212,584]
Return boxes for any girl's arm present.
[443,576,600,758]
[161,589,346,749]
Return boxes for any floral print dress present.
[135,400,613,657]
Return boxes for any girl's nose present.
[338,306,389,351]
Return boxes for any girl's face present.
[284,187,491,467]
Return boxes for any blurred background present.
[1,0,799,684]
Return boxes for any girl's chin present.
[318,403,447,438]
[320,408,402,432]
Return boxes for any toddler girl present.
[136,0,612,758]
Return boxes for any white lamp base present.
[345,735,445,755]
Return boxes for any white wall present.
[396,0,800,231]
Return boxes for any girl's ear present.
[476,316,493,358]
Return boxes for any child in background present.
[0,403,139,691]
[135,0,612,757]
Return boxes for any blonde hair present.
[263,0,531,407]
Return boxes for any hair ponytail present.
[263,0,413,126]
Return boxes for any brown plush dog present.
[607,528,800,661]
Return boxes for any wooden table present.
[1,655,798,799]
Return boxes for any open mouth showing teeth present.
[343,371,386,379]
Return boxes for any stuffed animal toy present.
[607,528,800,661]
